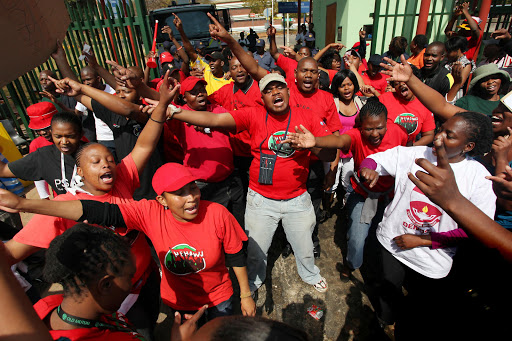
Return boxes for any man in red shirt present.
[167,60,335,293]
[361,54,390,95]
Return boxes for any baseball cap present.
[179,76,207,95]
[368,54,383,65]
[458,16,482,30]
[259,73,287,93]
[27,102,57,130]
[256,39,265,47]
[205,51,224,61]
[346,48,361,59]
[305,33,315,42]
[160,51,174,64]
[152,163,200,195]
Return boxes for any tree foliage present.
[243,0,278,15]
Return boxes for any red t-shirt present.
[117,200,247,310]
[231,106,331,199]
[379,92,436,142]
[288,81,342,134]
[361,71,390,94]
[347,123,408,197]
[465,32,483,61]
[209,78,264,157]
[34,295,143,340]
[14,155,153,292]
[276,55,343,134]
[276,54,298,84]
[167,104,234,182]
[29,136,52,153]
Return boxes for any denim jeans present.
[345,191,385,270]
[245,188,321,292]
[173,295,233,328]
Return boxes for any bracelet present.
[177,46,183,51]
[149,115,166,124]
[240,292,252,299]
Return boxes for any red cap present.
[160,51,174,64]
[179,76,207,96]
[152,163,200,195]
[352,42,370,49]
[27,102,57,130]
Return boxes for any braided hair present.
[359,97,388,122]
[43,223,132,296]
[75,142,103,167]
[454,111,493,157]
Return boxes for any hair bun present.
[56,231,91,271]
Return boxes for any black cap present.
[205,51,224,61]
[368,54,383,65]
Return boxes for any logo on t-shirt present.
[268,131,295,158]
[164,244,206,275]
[133,124,142,137]
[403,187,442,233]
[394,113,418,135]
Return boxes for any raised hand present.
[162,25,173,39]
[491,28,512,41]
[285,125,317,149]
[83,47,98,67]
[267,25,277,37]
[450,61,464,84]
[159,70,180,104]
[408,135,462,208]
[51,39,66,61]
[106,60,140,88]
[380,55,413,83]
[172,13,183,32]
[329,43,345,51]
[207,12,231,42]
[39,90,56,103]
[48,77,82,97]
[359,28,366,39]
[491,127,512,162]
[280,45,297,59]
[460,1,470,13]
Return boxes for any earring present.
[164,206,169,210]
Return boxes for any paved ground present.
[21,185,393,340]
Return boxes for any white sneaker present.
[313,277,328,293]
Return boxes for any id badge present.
[258,152,277,185]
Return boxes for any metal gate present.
[0,0,152,144]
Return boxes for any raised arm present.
[314,43,345,62]
[174,13,198,62]
[50,40,79,82]
[51,77,148,124]
[461,2,481,40]
[381,55,463,121]
[83,48,117,89]
[268,26,281,61]
[171,107,237,132]
[106,60,160,101]
[162,25,190,65]
[131,72,179,174]
[208,13,267,81]
[445,5,461,37]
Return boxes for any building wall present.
[313,0,375,52]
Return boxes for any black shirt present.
[9,144,76,195]
[420,65,453,97]
[91,100,164,200]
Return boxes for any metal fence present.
[0,0,152,146]
[371,0,457,55]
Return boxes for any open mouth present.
[302,80,313,90]
[185,204,198,215]
[197,97,207,106]
[273,97,284,107]
[487,84,497,92]
[399,85,409,97]
[100,172,113,184]
[492,114,504,126]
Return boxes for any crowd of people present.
[1,2,512,340]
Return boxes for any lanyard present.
[60,153,77,192]
[56,305,144,338]
[259,109,292,154]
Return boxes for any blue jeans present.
[245,188,321,292]
[345,192,385,270]
[174,295,233,328]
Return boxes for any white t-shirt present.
[75,84,116,141]
[370,146,495,279]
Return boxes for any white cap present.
[259,73,287,93]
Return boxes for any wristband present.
[240,292,252,299]
[149,115,166,124]
[177,46,183,51]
